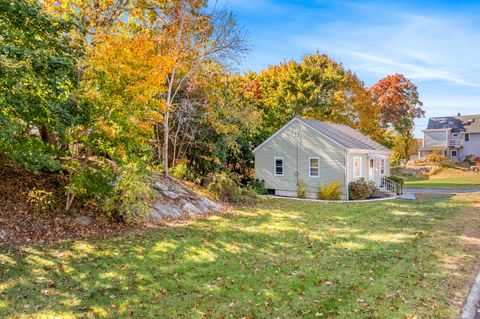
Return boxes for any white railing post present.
[377,176,401,196]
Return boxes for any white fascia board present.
[347,148,391,155]
[367,153,389,159]
[421,128,452,132]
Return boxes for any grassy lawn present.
[405,167,480,189]
[1,195,480,318]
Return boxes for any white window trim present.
[380,158,386,176]
[274,157,284,176]
[353,156,362,178]
[309,157,320,178]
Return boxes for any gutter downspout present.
[345,149,349,201]
[296,128,299,186]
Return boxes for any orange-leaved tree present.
[138,0,247,176]
[369,74,425,161]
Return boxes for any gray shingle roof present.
[298,118,389,151]
[427,114,480,133]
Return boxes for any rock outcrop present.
[149,175,224,221]
[0,228,7,241]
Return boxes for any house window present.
[451,150,457,157]
[380,158,386,175]
[309,157,319,177]
[465,133,470,142]
[353,156,362,178]
[274,157,284,176]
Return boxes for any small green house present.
[253,118,392,200]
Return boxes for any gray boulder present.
[73,214,94,226]
[198,197,223,212]
[149,176,224,221]
[182,202,203,214]
[161,190,180,200]
[153,181,169,192]
[151,203,183,219]
[0,228,7,241]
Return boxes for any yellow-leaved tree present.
[85,30,172,160]
[136,0,248,176]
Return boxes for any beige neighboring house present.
[253,118,392,200]
[419,114,480,162]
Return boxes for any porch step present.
[374,189,396,198]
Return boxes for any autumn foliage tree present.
[369,74,425,161]
[143,0,247,176]
[84,30,172,161]
[169,62,261,179]
[1,0,425,217]
[245,53,385,144]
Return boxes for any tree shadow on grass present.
[0,194,477,318]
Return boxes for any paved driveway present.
[404,188,480,194]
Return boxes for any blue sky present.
[216,0,480,136]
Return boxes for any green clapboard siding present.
[254,119,347,196]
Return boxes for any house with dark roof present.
[253,118,392,200]
[419,114,480,162]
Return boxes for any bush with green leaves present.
[464,155,479,166]
[318,180,343,200]
[64,160,114,211]
[2,137,61,172]
[349,178,376,200]
[249,179,267,195]
[169,161,189,180]
[206,171,257,204]
[207,171,242,203]
[102,163,155,222]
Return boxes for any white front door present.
[368,158,375,180]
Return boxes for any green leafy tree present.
[0,0,80,168]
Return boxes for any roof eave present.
[422,128,452,132]
[347,148,391,155]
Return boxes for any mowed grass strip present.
[1,194,480,318]
[405,167,480,189]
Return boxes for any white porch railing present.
[374,176,402,196]
[448,138,464,147]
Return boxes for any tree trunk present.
[39,124,57,146]
[163,111,169,177]
[404,147,410,162]
[155,122,162,161]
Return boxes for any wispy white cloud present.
[336,50,480,88]
[293,7,480,88]
[286,2,480,135]
[214,0,480,135]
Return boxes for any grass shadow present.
[0,194,479,318]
